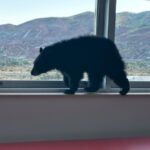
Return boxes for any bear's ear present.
[40,47,43,53]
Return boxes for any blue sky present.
[116,0,150,13]
[0,0,149,25]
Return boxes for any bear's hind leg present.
[85,72,104,93]
[108,70,130,95]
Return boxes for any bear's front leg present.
[64,75,82,95]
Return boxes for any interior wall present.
[0,94,150,143]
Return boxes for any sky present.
[0,0,149,25]
[116,0,150,13]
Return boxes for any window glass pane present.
[0,0,95,80]
[115,0,150,81]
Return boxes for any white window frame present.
[0,0,149,92]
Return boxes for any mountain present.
[0,11,150,62]
[0,11,94,60]
[115,11,150,61]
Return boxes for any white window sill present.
[0,90,150,143]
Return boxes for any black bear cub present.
[31,36,130,95]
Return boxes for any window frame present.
[0,0,149,92]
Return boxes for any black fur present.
[31,36,130,95]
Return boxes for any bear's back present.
[46,36,117,58]
[44,36,124,71]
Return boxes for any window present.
[0,0,95,89]
[115,0,150,80]
[96,0,150,91]
[0,0,149,92]
[113,0,150,90]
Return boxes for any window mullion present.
[96,0,116,90]
[95,0,107,37]
[107,0,116,41]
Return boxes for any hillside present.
[115,11,150,61]
[0,11,150,79]
[0,12,94,60]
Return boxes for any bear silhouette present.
[31,36,130,95]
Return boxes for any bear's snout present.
[31,68,39,76]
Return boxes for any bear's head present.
[31,47,55,76]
